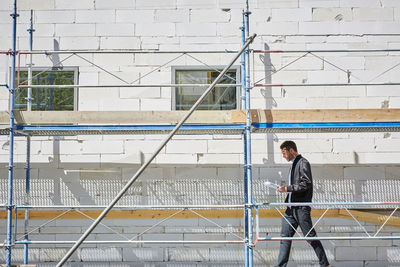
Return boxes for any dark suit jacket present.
[285,154,313,203]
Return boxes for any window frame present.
[171,65,241,111]
[15,67,79,111]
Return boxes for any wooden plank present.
[0,209,340,220]
[338,209,400,227]
[232,109,400,123]
[0,110,233,125]
[1,109,400,125]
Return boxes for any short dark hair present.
[280,140,297,152]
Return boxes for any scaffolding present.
[2,1,400,266]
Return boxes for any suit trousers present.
[277,206,329,267]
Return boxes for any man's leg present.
[277,208,298,267]
[296,206,330,267]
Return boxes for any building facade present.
[1,0,400,266]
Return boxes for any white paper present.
[263,181,279,190]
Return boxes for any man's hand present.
[278,186,287,193]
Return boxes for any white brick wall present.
[312,8,353,21]
[176,23,217,36]
[300,0,340,8]
[55,0,94,10]
[59,36,99,49]
[95,23,135,36]
[255,22,299,35]
[197,153,241,164]
[136,23,175,37]
[344,166,385,179]
[82,140,124,154]
[125,140,166,154]
[281,56,323,70]
[259,0,298,8]
[299,21,341,34]
[367,85,400,97]
[155,153,198,164]
[137,0,177,9]
[340,0,382,8]
[333,138,375,153]
[56,24,95,37]
[323,56,365,70]
[177,0,217,8]
[76,10,115,23]
[353,8,394,21]
[120,87,161,98]
[271,8,312,22]
[116,10,154,23]
[166,140,207,154]
[99,36,140,49]
[191,9,231,23]
[155,9,189,23]
[96,98,140,111]
[100,153,141,165]
[348,97,387,108]
[18,0,55,10]
[35,10,75,23]
[140,98,171,110]
[207,139,243,153]
[95,0,135,9]
[175,167,217,179]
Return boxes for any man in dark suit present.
[277,140,329,267]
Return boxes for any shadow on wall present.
[4,177,399,206]
[260,42,277,166]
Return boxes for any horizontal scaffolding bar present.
[254,82,400,87]
[11,124,245,135]
[17,48,400,55]
[254,121,400,133]
[255,201,400,207]
[257,236,400,241]
[19,49,239,55]
[1,121,400,135]
[16,205,245,210]
[18,84,241,89]
[14,202,400,210]
[1,240,244,246]
[253,48,400,53]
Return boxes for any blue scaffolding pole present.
[6,0,18,266]
[23,9,35,265]
[243,2,253,266]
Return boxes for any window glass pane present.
[16,70,75,111]
[175,69,237,110]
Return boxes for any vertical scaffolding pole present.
[243,1,253,266]
[7,0,18,266]
[242,9,250,267]
[23,9,34,264]
[240,12,246,110]
[27,10,34,111]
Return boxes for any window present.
[15,68,78,110]
[173,67,239,110]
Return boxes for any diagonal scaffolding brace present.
[56,33,256,266]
